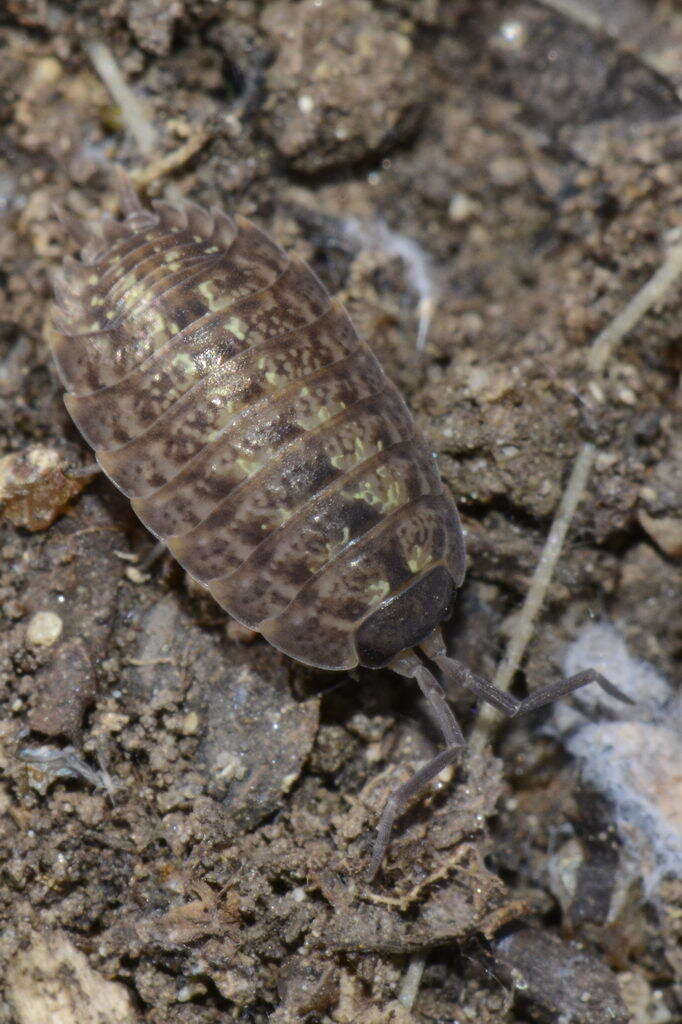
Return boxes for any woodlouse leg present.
[138,540,167,572]
[431,656,635,718]
[411,661,463,747]
[112,165,144,217]
[366,655,465,881]
[69,460,102,479]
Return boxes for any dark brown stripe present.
[208,454,441,625]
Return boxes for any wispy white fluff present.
[342,217,440,350]
[555,622,681,893]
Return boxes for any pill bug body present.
[52,186,466,672]
[52,176,629,879]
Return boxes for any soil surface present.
[1,1,681,1022]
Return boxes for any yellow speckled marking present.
[408,544,430,573]
[348,471,405,513]
[172,353,199,375]
[226,316,248,340]
[125,282,145,306]
[198,281,220,309]
[295,402,344,431]
[315,527,353,568]
[142,312,160,334]
[366,580,391,602]
[235,452,268,476]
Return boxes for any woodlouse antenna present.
[420,627,634,715]
[366,647,465,881]
[364,625,635,880]
[431,650,635,718]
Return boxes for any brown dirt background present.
[0,1,681,1021]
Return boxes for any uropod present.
[51,171,629,879]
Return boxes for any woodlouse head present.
[356,566,456,668]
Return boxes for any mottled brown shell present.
[51,186,466,670]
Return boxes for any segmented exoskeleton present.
[51,171,630,879]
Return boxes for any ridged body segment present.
[52,195,466,669]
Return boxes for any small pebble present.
[125,566,149,584]
[0,445,96,531]
[448,192,480,223]
[26,611,63,647]
[489,156,527,187]
[495,18,528,50]
[98,712,129,733]
[181,711,200,736]
[638,510,682,559]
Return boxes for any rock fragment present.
[0,444,97,531]
[495,928,630,1024]
[261,0,428,171]
[6,930,137,1024]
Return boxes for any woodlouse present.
[51,172,630,880]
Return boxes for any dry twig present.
[471,236,682,753]
[85,40,157,158]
